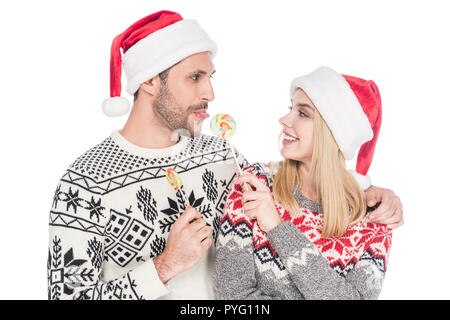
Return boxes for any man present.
[47,10,403,300]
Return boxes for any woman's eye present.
[299,111,308,117]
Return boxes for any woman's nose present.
[279,114,291,127]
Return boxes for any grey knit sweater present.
[214,163,392,300]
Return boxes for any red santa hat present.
[102,10,218,117]
[290,66,382,190]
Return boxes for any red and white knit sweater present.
[214,163,393,300]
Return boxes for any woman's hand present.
[234,174,282,233]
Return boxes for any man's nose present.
[201,78,215,102]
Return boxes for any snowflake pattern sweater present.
[47,130,247,300]
[214,163,392,300]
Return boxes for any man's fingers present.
[385,206,404,228]
[190,217,207,231]
[387,216,404,229]
[372,212,399,226]
[367,198,378,207]
[200,237,212,250]
[365,186,382,206]
[178,206,202,225]
[196,225,211,241]
[370,195,402,223]
[367,196,393,222]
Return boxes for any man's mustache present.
[187,102,208,112]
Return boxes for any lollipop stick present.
[230,144,243,175]
[229,143,251,192]
[166,168,190,208]
[180,189,190,208]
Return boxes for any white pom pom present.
[102,97,131,117]
[349,170,372,191]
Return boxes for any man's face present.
[153,51,215,137]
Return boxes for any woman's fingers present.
[242,191,267,203]
[244,208,257,220]
[243,200,260,211]
[235,174,268,192]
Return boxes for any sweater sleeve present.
[213,179,281,300]
[47,173,169,300]
[267,221,392,300]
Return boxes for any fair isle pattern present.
[65,135,235,195]
[282,208,392,276]
[220,163,392,277]
[48,132,247,300]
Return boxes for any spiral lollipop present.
[210,113,236,139]
[210,113,249,191]
[165,168,189,207]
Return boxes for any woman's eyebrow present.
[296,103,314,111]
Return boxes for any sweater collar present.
[110,129,189,159]
[293,187,323,214]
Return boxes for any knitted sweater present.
[214,163,392,300]
[47,130,247,300]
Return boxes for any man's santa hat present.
[102,10,217,117]
[290,66,382,190]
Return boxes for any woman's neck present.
[299,162,320,203]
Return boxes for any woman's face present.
[279,88,316,163]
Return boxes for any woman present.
[214,66,392,300]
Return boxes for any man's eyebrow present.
[191,69,216,76]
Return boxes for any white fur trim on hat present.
[123,19,217,95]
[290,66,373,160]
[349,170,372,191]
[102,97,131,117]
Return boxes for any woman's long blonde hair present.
[269,103,367,238]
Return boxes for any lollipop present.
[165,168,189,207]
[210,113,236,139]
[210,113,249,191]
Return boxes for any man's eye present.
[288,106,293,110]
[191,74,200,81]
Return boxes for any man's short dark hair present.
[134,68,170,101]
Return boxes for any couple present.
[47,10,402,300]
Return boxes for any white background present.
[1,0,449,299]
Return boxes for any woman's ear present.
[139,75,161,97]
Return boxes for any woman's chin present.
[280,148,294,160]
[280,148,305,162]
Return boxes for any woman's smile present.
[282,131,299,145]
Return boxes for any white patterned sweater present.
[47,130,247,300]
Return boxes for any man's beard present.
[153,82,207,138]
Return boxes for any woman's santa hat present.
[290,66,382,191]
[102,10,217,117]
